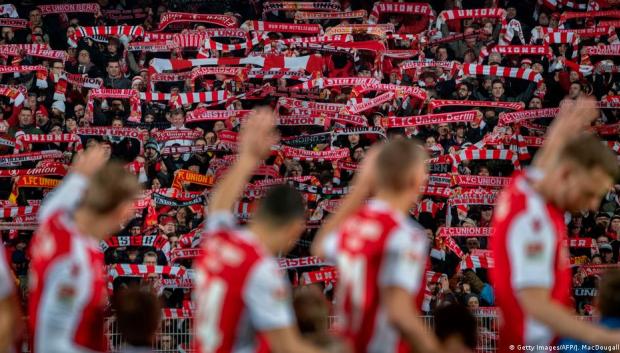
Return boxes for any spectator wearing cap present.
[34,106,52,134]
[595,212,611,229]
[144,138,169,186]
[607,215,620,240]
[599,244,615,264]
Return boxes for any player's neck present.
[375,190,415,216]
[248,223,281,255]
[74,209,109,240]
[531,174,560,207]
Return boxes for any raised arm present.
[532,96,598,171]
[38,145,109,223]
[311,146,380,258]
[207,107,278,215]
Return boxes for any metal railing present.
[102,314,499,353]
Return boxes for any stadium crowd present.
[1,0,620,352]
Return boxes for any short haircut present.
[20,107,32,113]
[433,304,478,350]
[113,286,161,346]
[491,79,504,88]
[144,251,158,260]
[80,161,141,214]
[598,270,620,317]
[376,139,427,192]
[255,184,305,227]
[558,133,618,180]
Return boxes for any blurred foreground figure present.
[194,107,327,353]
[313,139,440,353]
[0,240,21,353]
[490,97,620,352]
[113,286,162,353]
[28,145,141,353]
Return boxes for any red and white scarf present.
[108,264,187,279]
[170,248,203,263]
[459,254,495,270]
[0,65,48,89]
[70,26,144,44]
[378,110,479,128]
[100,235,170,252]
[429,99,524,112]
[411,199,445,217]
[76,127,145,141]
[9,176,61,204]
[498,108,559,125]
[86,89,141,123]
[263,1,341,16]
[150,55,323,74]
[14,134,82,153]
[542,32,580,59]
[277,256,330,269]
[158,12,237,30]
[369,2,433,24]
[0,18,28,29]
[343,91,394,115]
[278,97,344,114]
[459,64,543,85]
[243,20,322,35]
[295,9,366,20]
[559,10,620,27]
[171,169,216,189]
[152,129,202,142]
[186,109,251,123]
[0,150,63,166]
[439,227,493,237]
[0,85,25,106]
[451,175,510,188]
[585,45,620,56]
[0,163,67,177]
[38,3,100,15]
[65,73,103,89]
[448,189,499,206]
[437,8,511,44]
[280,146,349,162]
[0,205,39,219]
[478,45,553,63]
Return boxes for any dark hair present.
[559,133,619,180]
[255,184,305,227]
[376,139,427,192]
[491,79,504,88]
[433,304,478,350]
[20,107,32,113]
[598,270,620,317]
[113,286,161,347]
[107,60,120,67]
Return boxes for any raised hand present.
[238,106,279,162]
[71,144,110,177]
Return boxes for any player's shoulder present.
[493,171,536,224]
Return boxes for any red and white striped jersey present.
[0,241,14,300]
[490,170,571,349]
[321,199,429,353]
[194,212,294,353]
[28,173,109,353]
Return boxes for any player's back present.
[490,171,571,348]
[330,200,428,353]
[28,210,107,353]
[194,228,287,353]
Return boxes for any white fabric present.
[244,258,294,330]
[0,242,13,299]
[38,173,89,223]
[34,230,96,353]
[507,178,556,290]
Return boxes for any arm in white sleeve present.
[38,173,89,223]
